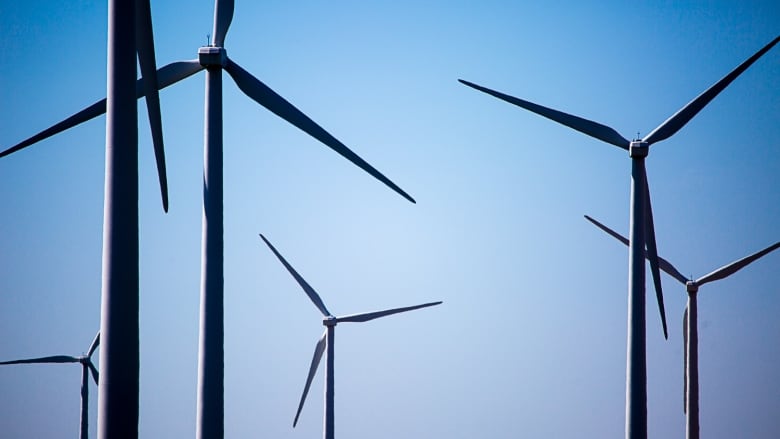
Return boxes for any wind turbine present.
[94,1,169,438]
[4,1,414,437]
[259,233,441,439]
[3,2,414,437]
[0,1,168,438]
[0,332,100,439]
[459,35,779,439]
[584,214,780,439]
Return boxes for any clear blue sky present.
[1,1,778,438]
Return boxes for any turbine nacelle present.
[323,316,338,327]
[685,281,699,294]
[629,140,649,158]
[198,46,228,67]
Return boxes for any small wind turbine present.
[2,2,414,437]
[584,214,780,439]
[0,332,100,439]
[459,35,779,439]
[259,234,441,439]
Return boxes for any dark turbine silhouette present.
[1,1,413,438]
[0,333,100,439]
[2,1,170,438]
[585,215,780,439]
[459,35,779,439]
[260,234,441,439]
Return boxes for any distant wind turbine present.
[2,1,414,437]
[459,35,779,439]
[259,234,441,439]
[584,214,780,439]
[0,332,100,439]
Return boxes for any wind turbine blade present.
[683,306,688,414]
[258,234,332,317]
[212,0,234,47]
[0,355,80,365]
[335,301,442,323]
[0,101,107,158]
[695,241,780,287]
[154,59,206,88]
[643,35,780,146]
[136,0,169,212]
[294,331,327,428]
[584,214,630,246]
[224,59,415,203]
[87,361,99,385]
[1,60,203,160]
[583,215,688,285]
[458,79,631,150]
[642,171,668,340]
[87,332,101,357]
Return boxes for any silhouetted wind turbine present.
[459,35,779,439]
[99,2,169,438]
[259,234,440,439]
[0,332,100,439]
[1,2,168,438]
[584,214,780,439]
[2,2,414,437]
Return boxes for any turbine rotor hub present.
[322,316,337,327]
[686,281,699,293]
[198,46,227,67]
[629,141,649,158]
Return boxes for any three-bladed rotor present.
[259,233,441,432]
[460,35,780,340]
[0,331,100,383]
[1,0,415,206]
[0,332,101,439]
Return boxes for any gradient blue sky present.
[1,1,779,438]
